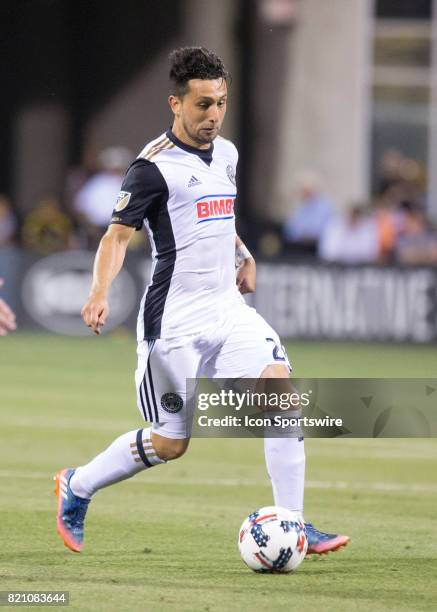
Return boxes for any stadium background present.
[1,1,436,611]
[1,0,437,340]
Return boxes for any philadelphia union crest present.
[161,392,184,413]
[226,164,236,186]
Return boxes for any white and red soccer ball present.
[238,506,307,573]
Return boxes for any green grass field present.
[0,333,436,611]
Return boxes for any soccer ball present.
[238,506,307,573]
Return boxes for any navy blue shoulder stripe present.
[142,167,175,339]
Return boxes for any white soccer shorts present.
[134,302,291,437]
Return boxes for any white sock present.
[264,436,305,517]
[69,427,164,499]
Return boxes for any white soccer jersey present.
[110,129,244,339]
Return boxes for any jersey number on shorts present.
[266,337,292,371]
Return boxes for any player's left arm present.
[235,235,256,294]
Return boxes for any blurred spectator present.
[377,148,426,202]
[377,148,404,195]
[373,148,430,262]
[0,195,18,246]
[395,202,437,266]
[73,146,132,248]
[283,171,334,254]
[21,195,76,255]
[373,195,397,263]
[319,205,379,264]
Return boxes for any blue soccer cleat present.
[54,468,90,553]
[305,522,350,555]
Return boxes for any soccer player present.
[55,47,349,555]
[0,279,16,336]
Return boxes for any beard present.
[183,121,219,146]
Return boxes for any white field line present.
[0,469,436,493]
[0,416,134,433]
[2,418,437,460]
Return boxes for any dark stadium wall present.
[238,1,297,225]
[376,0,432,19]
[2,0,183,212]
[67,0,183,161]
[3,0,281,225]
[0,0,69,198]
[84,0,240,163]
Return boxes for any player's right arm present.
[81,157,167,334]
[81,224,135,334]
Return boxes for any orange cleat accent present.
[54,468,89,553]
[305,522,350,555]
[306,534,350,555]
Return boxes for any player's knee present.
[256,364,292,400]
[151,434,190,461]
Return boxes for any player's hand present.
[81,294,109,335]
[236,258,256,294]
[0,279,17,336]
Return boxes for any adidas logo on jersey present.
[187,175,202,188]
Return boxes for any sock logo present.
[161,392,184,413]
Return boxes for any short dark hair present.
[169,47,230,97]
